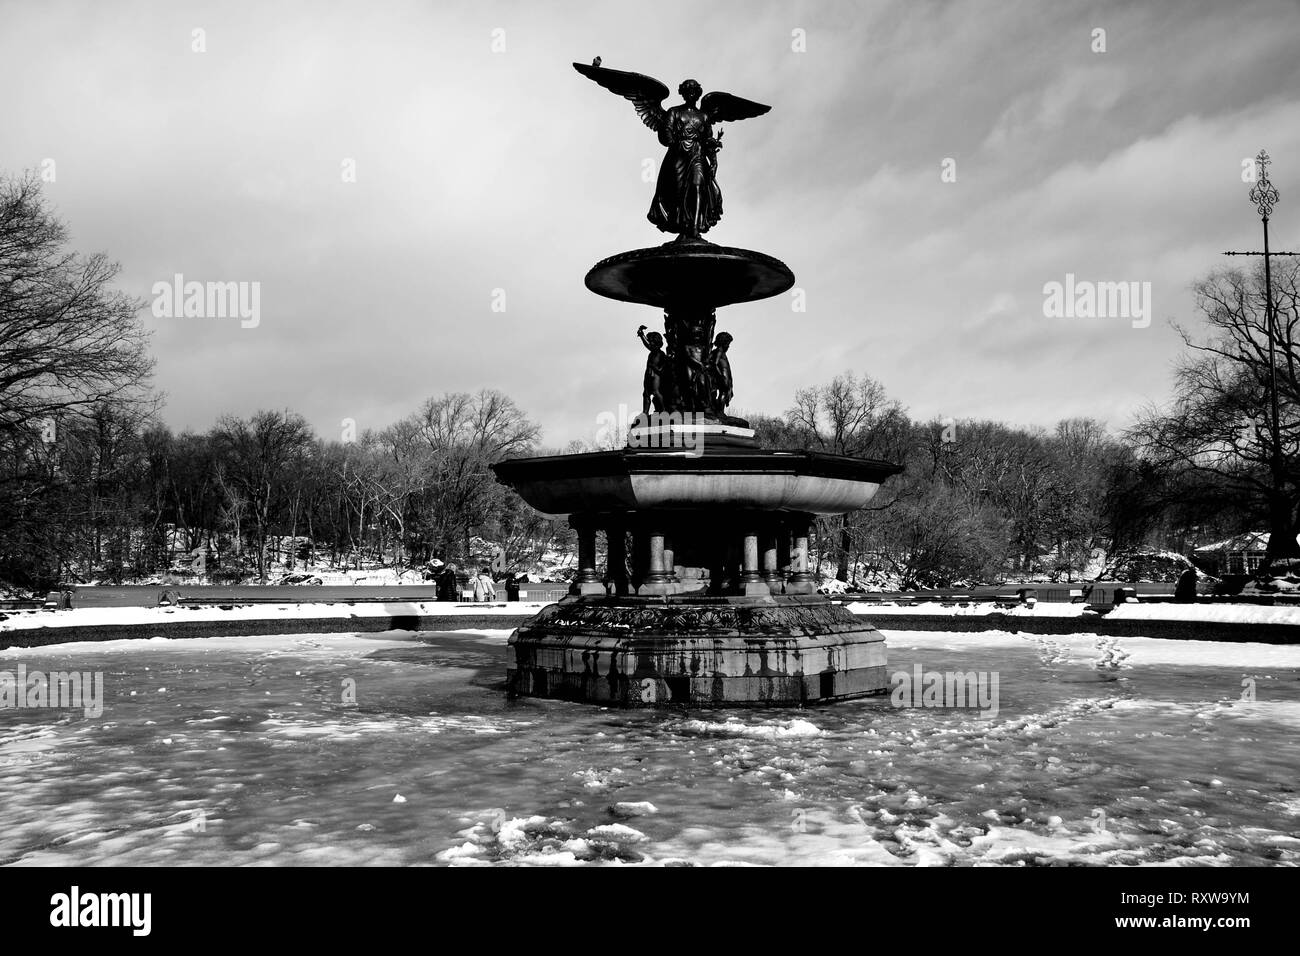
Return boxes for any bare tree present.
[0,172,158,587]
[779,372,910,582]
[400,389,540,561]
[210,410,314,581]
[0,172,154,436]
[1130,260,1300,568]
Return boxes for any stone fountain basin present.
[492,447,901,518]
[585,243,795,309]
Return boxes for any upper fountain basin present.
[585,242,795,309]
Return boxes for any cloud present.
[1,0,1297,445]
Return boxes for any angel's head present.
[678,79,702,103]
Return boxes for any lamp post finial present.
[1250,148,1279,220]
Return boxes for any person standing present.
[472,566,497,603]
[436,563,458,602]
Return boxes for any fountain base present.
[506,594,888,707]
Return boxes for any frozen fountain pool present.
[1,627,1297,866]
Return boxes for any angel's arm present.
[657,112,676,149]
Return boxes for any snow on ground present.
[0,601,548,635]
[879,628,1300,669]
[10,595,1300,639]
[1109,603,1300,625]
[856,600,1300,626]
[852,601,1094,617]
[1,626,1298,866]
[270,568,429,586]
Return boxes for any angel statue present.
[573,61,771,239]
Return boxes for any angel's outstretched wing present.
[573,62,669,132]
[701,91,771,124]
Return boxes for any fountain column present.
[786,515,816,594]
[663,534,677,584]
[713,536,738,595]
[571,518,607,596]
[740,528,769,596]
[639,527,672,595]
[606,525,628,596]
[777,525,792,593]
[762,530,781,591]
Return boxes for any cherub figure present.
[637,325,667,415]
[708,331,734,414]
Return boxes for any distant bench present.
[0,591,71,611]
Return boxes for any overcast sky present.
[3,0,1299,447]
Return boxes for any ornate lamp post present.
[1223,150,1299,568]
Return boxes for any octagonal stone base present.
[506,595,888,707]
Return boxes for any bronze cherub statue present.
[573,61,770,240]
[636,324,667,416]
[708,331,734,414]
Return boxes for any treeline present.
[744,375,1236,588]
[0,393,565,588]
[0,375,1264,590]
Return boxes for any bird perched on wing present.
[592,56,602,67]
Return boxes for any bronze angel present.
[573,62,771,239]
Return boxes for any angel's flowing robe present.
[648,105,723,236]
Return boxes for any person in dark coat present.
[436,563,459,602]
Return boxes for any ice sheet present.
[1,628,1297,866]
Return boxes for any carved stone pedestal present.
[506,594,888,707]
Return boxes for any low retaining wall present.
[864,610,1300,644]
[0,611,534,649]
